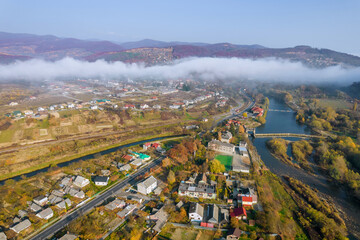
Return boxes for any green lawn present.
[315,98,352,109]
[215,155,233,171]
[0,129,15,143]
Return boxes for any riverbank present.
[0,133,187,183]
[252,97,360,239]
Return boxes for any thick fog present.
[0,57,359,84]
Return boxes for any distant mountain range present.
[1,31,360,68]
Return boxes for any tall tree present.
[167,170,176,185]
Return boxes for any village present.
[3,78,228,120]
[0,117,263,240]
[0,78,272,240]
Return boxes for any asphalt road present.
[29,157,164,240]
[213,99,255,127]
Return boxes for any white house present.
[33,195,48,206]
[73,176,90,188]
[137,176,157,195]
[36,207,54,220]
[140,104,149,109]
[119,164,131,172]
[130,158,143,167]
[169,105,180,109]
[189,202,204,222]
[221,131,233,143]
[94,176,109,186]
[24,110,33,116]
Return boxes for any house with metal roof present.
[73,176,90,188]
[58,233,78,240]
[208,140,235,154]
[189,202,204,222]
[33,195,48,206]
[10,219,31,233]
[93,176,109,186]
[105,199,126,211]
[116,204,136,218]
[36,207,54,220]
[29,203,42,212]
[137,176,157,195]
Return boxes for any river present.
[252,98,360,240]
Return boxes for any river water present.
[252,98,360,240]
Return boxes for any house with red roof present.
[251,107,264,114]
[230,207,247,220]
[152,143,160,149]
[241,196,253,207]
[122,154,134,162]
[124,104,135,109]
[143,142,152,150]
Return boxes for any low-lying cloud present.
[0,57,359,84]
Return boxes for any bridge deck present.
[254,133,324,138]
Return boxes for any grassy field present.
[0,133,185,181]
[0,128,15,143]
[315,98,352,109]
[159,226,218,240]
[215,154,233,171]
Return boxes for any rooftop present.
[139,176,157,189]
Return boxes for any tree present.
[167,170,176,185]
[242,112,248,118]
[264,97,270,107]
[162,157,171,168]
[284,93,293,103]
[217,131,222,141]
[230,217,241,228]
[258,116,266,124]
[238,125,245,133]
[209,159,225,173]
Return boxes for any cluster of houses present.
[178,173,217,199]
[189,202,230,227]
[101,175,165,233]
[6,99,114,119]
[4,173,111,237]
[188,202,252,229]
[181,175,258,232]
[225,119,242,127]
[216,98,228,108]
[104,197,138,219]
[142,142,165,153]
[118,150,152,172]
[169,92,223,110]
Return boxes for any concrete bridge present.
[254,133,325,139]
[268,109,294,113]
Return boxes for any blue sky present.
[1,0,359,55]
